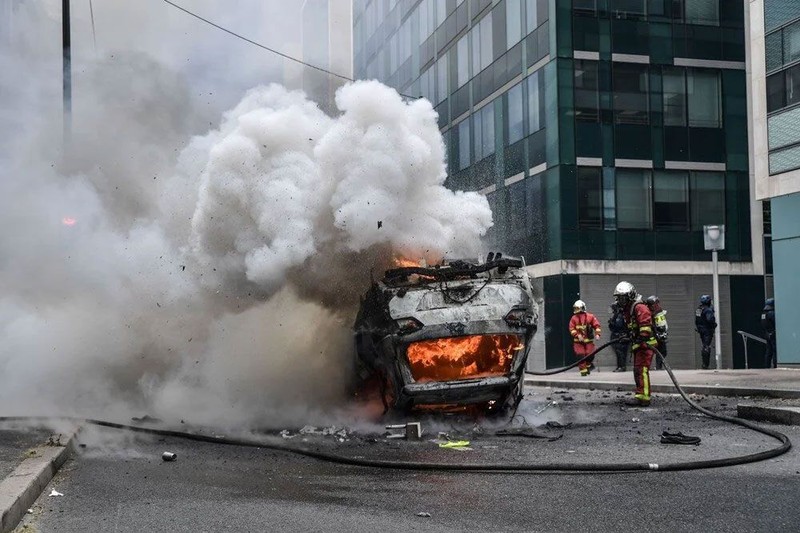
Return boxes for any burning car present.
[353,254,538,415]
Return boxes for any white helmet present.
[573,300,586,313]
[613,281,637,305]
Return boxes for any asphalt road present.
[16,389,800,533]
[0,426,51,480]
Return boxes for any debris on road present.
[49,490,64,497]
[131,415,163,424]
[660,431,701,445]
[417,512,431,518]
[162,452,177,461]
[438,440,471,450]
[386,422,422,440]
[494,427,562,441]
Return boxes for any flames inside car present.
[353,255,538,415]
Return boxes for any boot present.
[580,368,589,376]
[612,367,626,373]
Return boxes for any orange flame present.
[406,335,523,383]
[393,256,422,268]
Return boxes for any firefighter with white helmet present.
[569,299,601,376]
[613,281,657,406]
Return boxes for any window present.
[575,60,600,122]
[684,0,718,26]
[420,66,434,102]
[474,105,496,161]
[788,64,800,108]
[506,0,523,49]
[690,172,724,229]
[663,68,686,126]
[527,71,543,132]
[577,167,603,229]
[611,0,646,20]
[458,119,471,170]
[507,82,524,144]
[653,171,689,230]
[687,70,721,128]
[435,54,448,104]
[613,64,649,125]
[767,71,786,113]
[784,21,800,65]
[457,34,470,87]
[526,0,541,30]
[574,0,597,16]
[472,12,493,75]
[616,169,652,229]
[766,31,783,73]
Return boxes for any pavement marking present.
[0,431,76,533]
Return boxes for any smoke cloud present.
[0,4,493,429]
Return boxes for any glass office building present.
[353,0,766,369]
[749,0,800,366]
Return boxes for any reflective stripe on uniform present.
[642,367,649,397]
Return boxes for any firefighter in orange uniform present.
[569,300,602,376]
[613,281,658,406]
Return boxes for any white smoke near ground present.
[0,7,493,429]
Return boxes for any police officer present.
[762,298,777,368]
[695,295,717,370]
[608,302,629,372]
[646,295,668,370]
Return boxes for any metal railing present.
[736,330,766,369]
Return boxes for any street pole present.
[62,0,72,142]
[712,248,722,370]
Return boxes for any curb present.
[0,432,76,533]
[738,404,800,425]
[523,378,800,400]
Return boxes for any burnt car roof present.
[382,257,525,287]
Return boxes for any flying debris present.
[353,254,538,415]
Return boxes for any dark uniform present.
[608,303,629,372]
[762,298,777,368]
[695,295,717,370]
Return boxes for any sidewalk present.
[524,368,800,400]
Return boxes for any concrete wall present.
[771,191,800,364]
[576,275,733,370]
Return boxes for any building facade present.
[297,0,354,112]
[748,0,800,365]
[353,0,765,370]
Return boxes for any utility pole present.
[62,0,72,141]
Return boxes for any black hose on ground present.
[0,344,791,473]
[524,339,618,376]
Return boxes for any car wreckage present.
[353,254,539,415]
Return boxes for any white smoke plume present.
[0,5,493,429]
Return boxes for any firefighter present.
[613,281,657,406]
[569,300,601,377]
[646,295,668,370]
[695,295,717,370]
[762,298,777,368]
[608,302,629,372]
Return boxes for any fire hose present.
[0,342,791,473]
